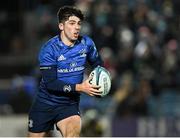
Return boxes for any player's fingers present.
[91,85,101,89]
[90,88,102,93]
[90,91,102,96]
[89,93,94,96]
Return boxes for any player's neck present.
[60,32,75,47]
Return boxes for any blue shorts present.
[28,100,80,133]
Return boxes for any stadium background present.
[0,0,180,136]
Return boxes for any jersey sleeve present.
[38,45,56,66]
[38,45,76,93]
[85,36,104,68]
[40,65,76,93]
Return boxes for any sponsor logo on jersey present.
[70,62,77,67]
[63,85,71,92]
[79,49,87,57]
[58,55,66,61]
[57,66,84,73]
[58,66,85,73]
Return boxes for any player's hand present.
[76,76,102,96]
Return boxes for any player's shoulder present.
[80,35,94,46]
[81,35,93,42]
[39,35,59,58]
[41,35,59,51]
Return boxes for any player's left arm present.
[86,37,104,68]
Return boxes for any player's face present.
[60,16,82,42]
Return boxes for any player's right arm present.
[39,45,76,93]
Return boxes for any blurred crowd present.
[0,0,180,136]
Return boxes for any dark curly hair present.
[57,6,84,23]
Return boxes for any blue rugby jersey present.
[37,35,103,105]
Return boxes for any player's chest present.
[55,45,88,68]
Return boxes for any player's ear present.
[58,23,64,31]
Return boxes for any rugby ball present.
[89,66,111,97]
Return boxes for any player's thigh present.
[57,115,81,137]
[28,132,46,137]
[28,131,53,137]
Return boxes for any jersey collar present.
[57,34,81,48]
